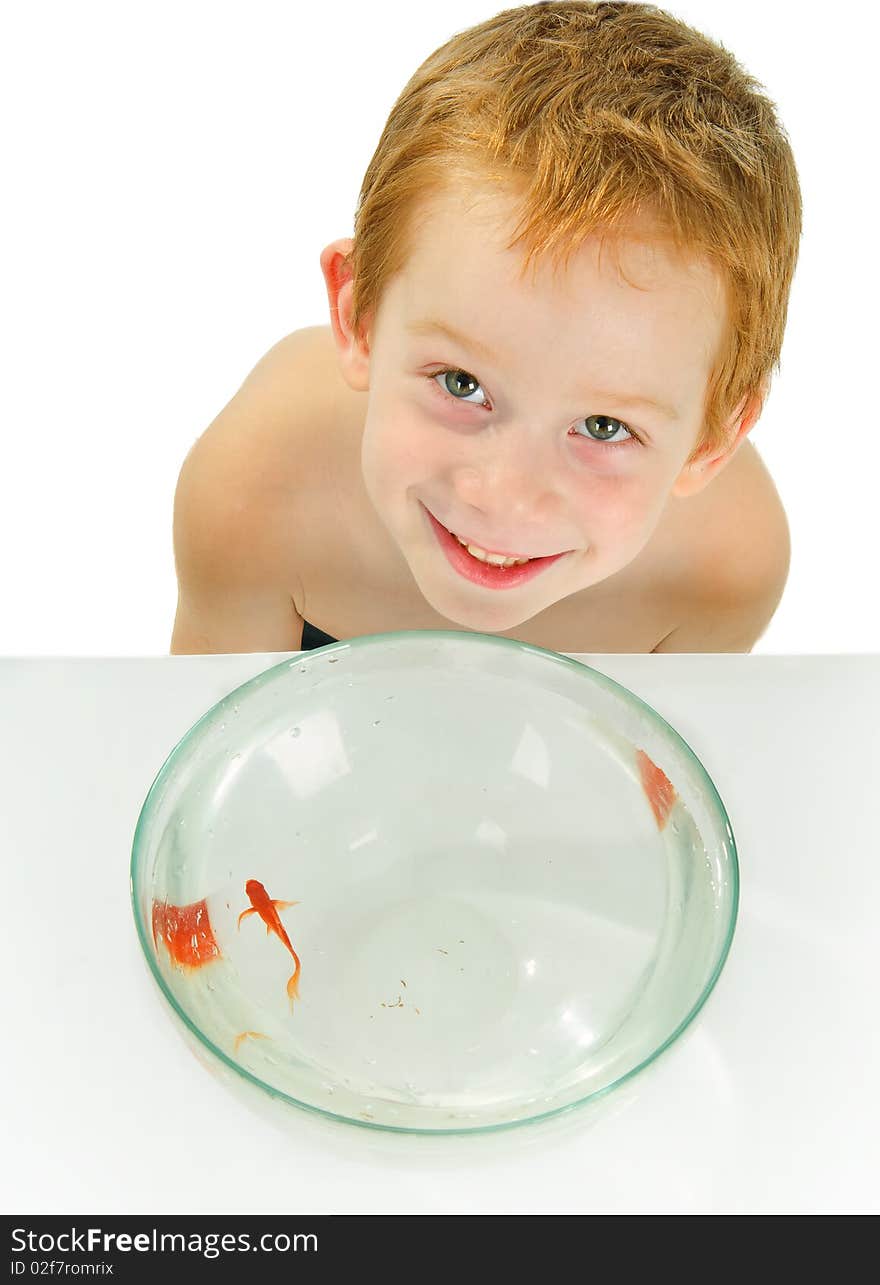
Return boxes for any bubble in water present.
[290,727,301,738]
[232,704,239,715]
[328,656,339,664]
[372,720,381,727]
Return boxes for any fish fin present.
[287,968,300,1009]
[272,899,299,911]
[233,1030,268,1056]
[237,907,257,931]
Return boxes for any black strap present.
[300,619,339,650]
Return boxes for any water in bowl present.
[134,634,736,1132]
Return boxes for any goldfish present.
[238,878,301,1007]
[635,748,678,831]
[151,897,222,970]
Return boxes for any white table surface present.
[2,652,878,1216]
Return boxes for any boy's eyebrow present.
[408,318,499,364]
[407,317,681,422]
[587,388,681,422]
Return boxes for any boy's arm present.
[170,348,307,656]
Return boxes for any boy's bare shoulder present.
[652,440,791,652]
[170,328,332,653]
[176,329,322,566]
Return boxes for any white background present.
[4,653,879,1213]
[2,0,876,656]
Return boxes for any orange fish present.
[238,879,301,1006]
[151,897,222,970]
[233,1030,268,1056]
[635,748,678,831]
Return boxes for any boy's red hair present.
[346,1,801,455]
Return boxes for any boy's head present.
[321,1,801,633]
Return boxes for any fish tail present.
[287,954,301,1009]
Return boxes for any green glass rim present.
[130,629,739,1135]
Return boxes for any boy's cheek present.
[360,417,441,532]
[570,466,662,540]
[362,413,432,487]
[362,403,458,492]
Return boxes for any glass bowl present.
[131,631,737,1133]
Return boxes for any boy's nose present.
[451,431,559,530]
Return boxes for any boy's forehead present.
[404,182,722,303]
[390,182,727,375]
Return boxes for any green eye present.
[435,369,486,403]
[579,414,633,444]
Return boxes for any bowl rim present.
[130,629,739,1135]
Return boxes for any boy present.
[171,0,800,656]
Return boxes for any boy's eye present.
[433,368,487,405]
[574,414,633,444]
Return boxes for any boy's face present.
[340,182,735,634]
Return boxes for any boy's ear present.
[672,380,769,498]
[319,238,371,392]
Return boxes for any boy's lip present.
[421,503,561,561]
[420,504,569,591]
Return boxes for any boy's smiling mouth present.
[420,502,572,591]
[449,532,532,567]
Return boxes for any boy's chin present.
[411,568,544,635]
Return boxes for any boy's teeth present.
[452,533,530,567]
